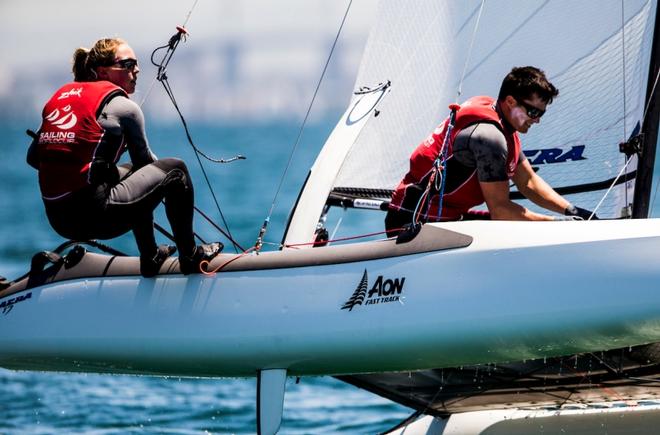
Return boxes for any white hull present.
[388,402,660,435]
[1,219,660,377]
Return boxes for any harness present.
[390,96,521,223]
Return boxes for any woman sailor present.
[27,37,222,277]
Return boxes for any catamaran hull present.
[1,220,659,378]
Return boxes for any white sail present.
[285,0,658,245]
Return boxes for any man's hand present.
[565,204,599,220]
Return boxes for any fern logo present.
[341,269,406,311]
[341,269,369,311]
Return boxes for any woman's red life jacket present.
[36,81,126,200]
[389,96,521,220]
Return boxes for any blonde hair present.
[72,38,126,82]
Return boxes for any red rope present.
[199,227,409,275]
[200,246,257,275]
[284,228,397,249]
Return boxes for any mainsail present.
[284,0,658,245]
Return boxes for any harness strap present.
[412,104,461,225]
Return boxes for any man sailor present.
[386,66,596,235]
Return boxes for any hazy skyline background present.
[0,0,379,122]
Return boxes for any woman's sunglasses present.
[112,58,139,71]
[514,97,545,119]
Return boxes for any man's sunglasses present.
[514,97,545,119]
[112,58,139,70]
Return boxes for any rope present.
[410,105,460,226]
[253,0,354,252]
[137,0,198,108]
[621,0,628,141]
[181,0,199,27]
[198,226,403,276]
[133,1,247,253]
[647,69,660,214]
[150,25,245,253]
[621,0,630,206]
[642,68,660,129]
[409,0,485,226]
[456,0,486,101]
[200,246,257,275]
[585,7,660,219]
[284,227,395,249]
[593,67,660,218]
[588,155,634,220]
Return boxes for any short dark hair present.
[497,66,559,104]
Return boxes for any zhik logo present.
[57,87,83,100]
[45,104,78,130]
[341,269,405,311]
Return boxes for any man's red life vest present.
[36,81,126,200]
[389,96,521,220]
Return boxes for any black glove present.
[555,215,583,221]
[89,159,120,186]
[565,204,598,220]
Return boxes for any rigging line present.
[589,156,634,219]
[194,205,246,251]
[137,0,200,108]
[137,76,159,108]
[182,0,199,27]
[254,0,353,250]
[133,2,239,248]
[590,66,659,219]
[621,0,629,141]
[388,6,455,99]
[646,70,660,213]
[463,1,550,80]
[621,0,630,205]
[134,0,238,241]
[143,14,244,252]
[456,0,485,100]
[376,410,424,435]
[436,363,583,409]
[642,69,660,128]
[158,76,241,253]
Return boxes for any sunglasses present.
[112,58,139,70]
[514,97,545,119]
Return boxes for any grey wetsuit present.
[445,122,526,191]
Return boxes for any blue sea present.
[2,118,660,434]
[0,119,413,434]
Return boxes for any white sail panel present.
[332,0,657,218]
[333,0,475,192]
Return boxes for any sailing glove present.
[89,159,120,186]
[555,215,583,221]
[564,204,598,220]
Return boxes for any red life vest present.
[36,81,126,200]
[389,96,521,220]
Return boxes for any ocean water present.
[2,119,660,434]
[0,120,413,434]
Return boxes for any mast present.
[632,1,660,218]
